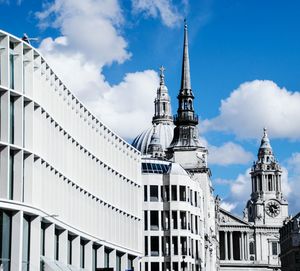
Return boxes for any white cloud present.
[220,201,237,212]
[132,0,183,27]
[36,0,159,139]
[202,80,300,140]
[208,142,253,166]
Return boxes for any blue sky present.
[2,0,300,215]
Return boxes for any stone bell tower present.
[245,128,288,226]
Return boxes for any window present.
[144,211,148,230]
[179,186,186,201]
[40,223,46,256]
[116,253,122,271]
[144,185,147,201]
[150,186,158,201]
[172,236,178,255]
[172,211,178,229]
[9,150,14,200]
[150,211,159,230]
[249,241,255,255]
[0,210,12,271]
[9,42,14,90]
[171,185,177,201]
[104,248,110,268]
[180,211,187,230]
[67,235,73,265]
[268,175,272,191]
[272,242,278,256]
[151,262,159,270]
[80,240,85,268]
[22,215,31,271]
[54,229,60,261]
[181,237,187,255]
[161,211,169,230]
[92,245,98,271]
[10,98,14,144]
[150,236,159,256]
[144,236,148,256]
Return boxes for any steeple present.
[246,128,288,225]
[152,66,173,124]
[168,20,201,151]
[181,20,191,92]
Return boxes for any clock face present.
[266,201,280,217]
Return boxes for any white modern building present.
[132,23,218,271]
[218,129,289,270]
[0,30,143,271]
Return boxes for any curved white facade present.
[0,30,142,271]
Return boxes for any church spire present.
[168,20,201,151]
[180,20,191,91]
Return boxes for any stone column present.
[241,232,244,261]
[224,231,228,260]
[230,231,233,260]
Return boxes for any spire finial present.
[180,18,191,91]
[159,65,165,85]
[263,127,267,137]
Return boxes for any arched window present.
[249,241,255,255]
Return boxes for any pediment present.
[218,208,250,226]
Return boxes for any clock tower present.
[246,128,288,226]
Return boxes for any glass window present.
[179,186,186,201]
[172,211,178,229]
[22,215,31,271]
[272,242,278,256]
[144,211,148,230]
[54,229,60,261]
[249,241,255,255]
[0,210,12,271]
[150,186,158,202]
[10,98,14,144]
[80,240,85,268]
[116,253,121,271]
[171,185,177,201]
[144,185,147,201]
[144,236,148,256]
[104,248,110,268]
[9,150,14,200]
[67,235,73,265]
[150,236,159,256]
[150,211,159,230]
[9,51,14,90]
[92,245,98,271]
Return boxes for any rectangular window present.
[144,236,148,256]
[151,262,159,270]
[92,245,98,271]
[144,211,148,230]
[144,185,147,201]
[181,237,187,255]
[172,236,178,255]
[179,186,186,201]
[80,240,85,268]
[67,235,73,265]
[104,248,110,268]
[150,185,158,201]
[150,236,159,256]
[40,222,46,256]
[194,191,197,206]
[180,211,187,230]
[54,229,60,261]
[172,211,178,229]
[9,150,14,200]
[0,210,12,270]
[10,43,15,89]
[116,253,121,271]
[171,185,177,201]
[22,215,31,271]
[10,98,14,144]
[150,211,159,230]
[272,242,278,255]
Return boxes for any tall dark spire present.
[168,20,201,151]
[181,20,191,91]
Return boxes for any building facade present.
[218,129,289,270]
[0,30,142,271]
[132,23,218,271]
[280,212,300,271]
